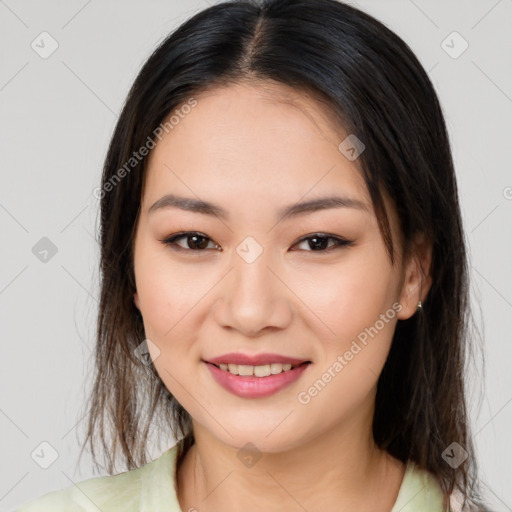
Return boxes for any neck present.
[177,406,405,512]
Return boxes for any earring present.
[417,300,423,309]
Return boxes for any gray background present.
[1,0,511,510]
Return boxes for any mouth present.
[203,355,312,399]
[203,353,312,398]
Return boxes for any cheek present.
[134,252,204,400]
[296,245,400,412]
[294,243,399,346]
[296,278,400,429]
[134,242,208,337]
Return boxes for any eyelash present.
[160,231,354,254]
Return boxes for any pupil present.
[189,235,208,250]
[309,236,328,250]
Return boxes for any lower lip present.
[205,362,310,398]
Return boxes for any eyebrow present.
[148,193,369,221]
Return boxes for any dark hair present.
[80,0,490,509]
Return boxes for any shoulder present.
[13,445,180,512]
[391,460,448,512]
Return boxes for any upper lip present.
[205,353,310,366]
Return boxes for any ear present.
[134,291,141,311]
[396,233,432,320]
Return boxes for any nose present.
[212,249,293,337]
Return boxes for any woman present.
[16,0,491,510]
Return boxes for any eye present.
[292,233,354,252]
[161,232,221,252]
[160,231,353,253]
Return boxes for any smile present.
[204,357,311,398]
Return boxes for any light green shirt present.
[15,444,447,511]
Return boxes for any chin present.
[205,421,308,455]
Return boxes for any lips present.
[203,353,311,398]
[205,352,309,366]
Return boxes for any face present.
[133,82,421,453]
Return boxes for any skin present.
[133,81,432,512]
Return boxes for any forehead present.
[143,81,370,210]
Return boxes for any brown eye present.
[292,233,353,252]
[162,232,221,251]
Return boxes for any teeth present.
[275,363,292,373]
[238,364,254,376]
[219,362,296,376]
[254,364,271,377]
